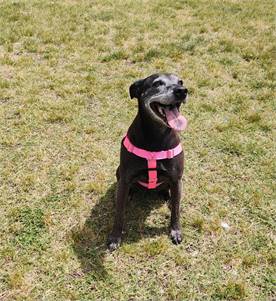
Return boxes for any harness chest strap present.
[123,135,182,189]
[139,160,159,189]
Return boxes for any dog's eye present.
[178,80,183,86]
[152,80,165,88]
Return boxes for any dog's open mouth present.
[151,102,187,131]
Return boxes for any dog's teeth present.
[158,106,164,116]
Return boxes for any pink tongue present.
[164,107,187,131]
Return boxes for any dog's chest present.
[137,158,175,180]
[121,136,183,188]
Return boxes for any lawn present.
[0,0,275,300]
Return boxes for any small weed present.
[142,239,168,256]
[101,50,128,62]
[11,207,48,249]
[213,281,247,300]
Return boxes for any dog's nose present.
[174,87,188,100]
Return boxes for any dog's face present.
[129,73,188,131]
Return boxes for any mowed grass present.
[0,0,275,300]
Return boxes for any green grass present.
[0,0,275,300]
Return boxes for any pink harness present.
[123,135,182,189]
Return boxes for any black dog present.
[107,73,188,251]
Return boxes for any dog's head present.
[129,73,188,131]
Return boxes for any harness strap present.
[123,135,182,189]
[123,135,182,160]
[138,160,161,189]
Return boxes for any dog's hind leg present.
[159,188,171,202]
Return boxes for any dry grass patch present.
[0,0,275,300]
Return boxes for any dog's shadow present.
[72,183,169,279]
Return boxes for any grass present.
[0,0,275,300]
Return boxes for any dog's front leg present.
[107,179,129,251]
[170,180,182,244]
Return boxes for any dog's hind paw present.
[159,189,170,202]
[170,229,182,245]
[107,235,121,251]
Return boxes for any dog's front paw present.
[170,229,182,245]
[107,235,121,251]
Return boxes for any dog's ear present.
[129,79,144,99]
